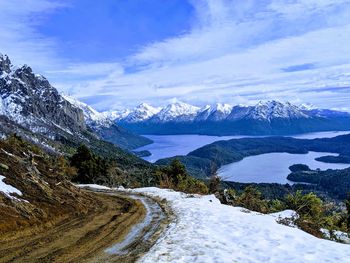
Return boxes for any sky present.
[1,0,350,111]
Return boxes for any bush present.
[235,186,268,213]
[285,191,324,236]
[156,159,208,194]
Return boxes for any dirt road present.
[0,188,169,263]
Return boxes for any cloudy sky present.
[1,0,350,111]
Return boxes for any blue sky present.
[1,0,350,111]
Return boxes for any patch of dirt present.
[0,191,146,263]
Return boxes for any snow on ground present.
[75,184,112,190]
[131,187,350,263]
[0,175,23,200]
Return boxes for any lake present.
[135,131,350,163]
[217,151,350,184]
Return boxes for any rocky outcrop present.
[0,56,86,134]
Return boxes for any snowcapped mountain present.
[151,102,200,122]
[244,100,309,121]
[116,100,350,136]
[123,103,161,123]
[306,108,350,118]
[0,54,151,150]
[117,100,325,124]
[196,103,233,121]
[0,54,86,141]
[226,105,251,120]
[102,109,131,122]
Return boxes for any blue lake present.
[218,151,350,184]
[135,131,350,163]
[135,131,350,184]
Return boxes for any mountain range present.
[111,101,350,136]
[2,51,350,146]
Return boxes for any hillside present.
[0,136,168,262]
[0,54,154,180]
[62,95,152,150]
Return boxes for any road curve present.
[0,187,171,263]
[79,187,172,263]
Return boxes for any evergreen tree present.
[70,144,108,184]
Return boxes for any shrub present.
[285,191,324,237]
[235,186,268,213]
[156,159,208,194]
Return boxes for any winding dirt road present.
[0,187,170,263]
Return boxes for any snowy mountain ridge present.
[245,100,310,121]
[152,102,201,122]
[111,100,349,124]
[123,103,161,123]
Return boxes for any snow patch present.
[0,175,23,201]
[75,184,112,190]
[132,188,350,263]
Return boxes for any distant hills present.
[109,100,350,136]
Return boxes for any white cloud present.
[92,0,350,110]
[0,0,69,70]
[1,0,350,111]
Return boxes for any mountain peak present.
[0,54,12,74]
[0,54,87,141]
[249,100,307,121]
[122,102,161,123]
[156,101,200,122]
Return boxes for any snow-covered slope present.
[0,175,23,201]
[245,100,309,121]
[196,103,233,121]
[123,103,161,123]
[62,94,111,127]
[102,109,131,122]
[151,102,200,122]
[133,188,349,263]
